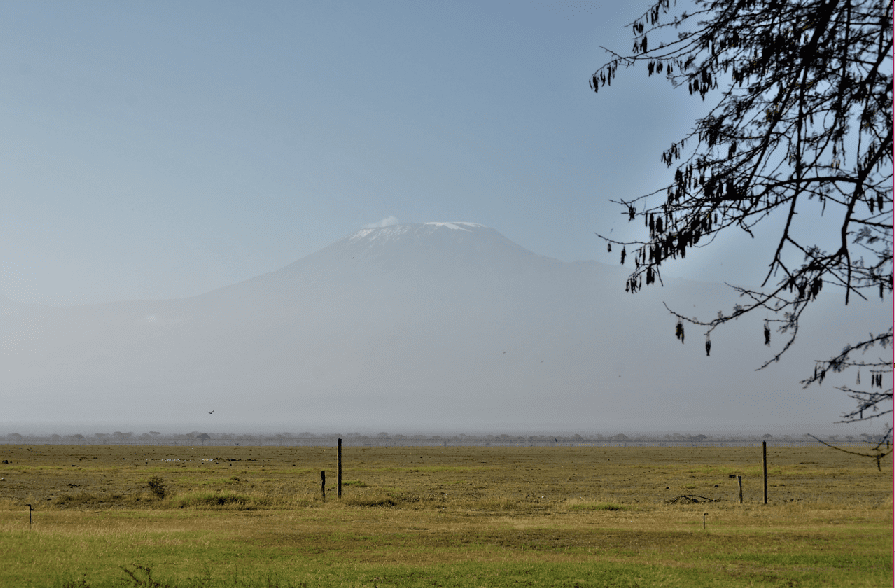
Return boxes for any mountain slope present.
[1,222,887,433]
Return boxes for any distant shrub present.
[343,496,397,507]
[147,476,167,500]
[174,491,266,509]
[569,502,625,511]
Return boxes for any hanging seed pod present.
[880,281,885,299]
[877,193,884,211]
[628,206,636,221]
[649,213,655,233]
[656,216,664,234]
[675,318,685,343]
[857,370,861,385]
[620,246,626,265]
[764,321,770,346]
[608,242,612,253]
[705,335,711,357]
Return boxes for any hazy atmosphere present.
[1,1,890,437]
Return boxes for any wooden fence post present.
[762,441,768,505]
[320,470,326,502]
[737,475,743,503]
[338,438,343,499]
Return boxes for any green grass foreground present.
[0,445,890,587]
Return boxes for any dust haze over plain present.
[1,222,888,437]
[0,1,890,437]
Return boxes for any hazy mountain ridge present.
[1,223,887,432]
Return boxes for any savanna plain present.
[0,443,890,587]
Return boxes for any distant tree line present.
[0,430,888,447]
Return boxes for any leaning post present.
[338,438,343,499]
[737,475,743,504]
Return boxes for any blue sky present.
[1,0,741,305]
[0,1,890,436]
[0,0,859,306]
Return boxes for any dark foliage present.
[593,0,893,462]
[147,476,167,500]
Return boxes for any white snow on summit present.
[423,222,484,231]
[347,222,486,244]
[347,224,412,243]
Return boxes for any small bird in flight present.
[209,410,214,415]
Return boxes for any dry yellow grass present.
[0,444,888,511]
[0,444,890,587]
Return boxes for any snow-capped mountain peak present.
[347,224,412,244]
[423,222,484,231]
[347,221,486,243]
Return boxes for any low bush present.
[569,502,626,511]
[147,476,167,500]
[174,491,265,509]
